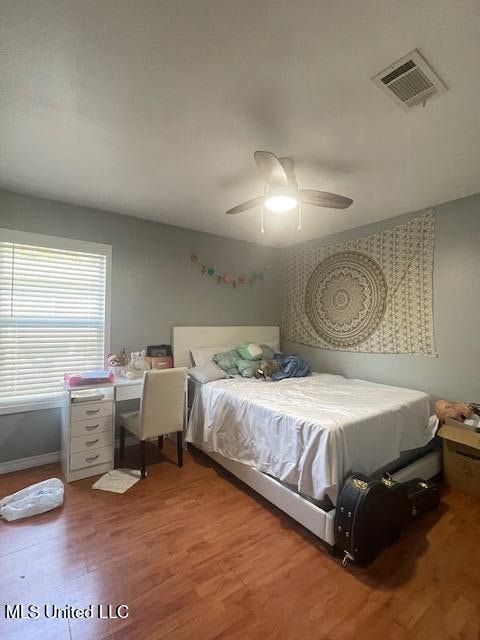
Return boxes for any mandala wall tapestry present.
[282,212,437,356]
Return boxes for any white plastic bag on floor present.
[0,478,64,522]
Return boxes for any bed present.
[173,326,442,548]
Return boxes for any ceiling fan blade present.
[299,189,353,210]
[254,151,288,186]
[278,157,297,186]
[226,196,264,215]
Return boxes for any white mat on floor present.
[92,469,143,493]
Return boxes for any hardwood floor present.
[1,441,479,640]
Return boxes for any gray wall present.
[283,192,480,402]
[0,189,283,462]
[2,188,479,465]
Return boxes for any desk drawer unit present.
[61,391,115,482]
[71,401,112,422]
[71,415,112,438]
[71,430,113,454]
[62,384,142,482]
[70,446,113,472]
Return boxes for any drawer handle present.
[85,438,99,446]
[85,455,100,463]
[86,409,100,415]
[85,424,100,431]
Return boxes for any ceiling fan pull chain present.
[261,184,267,234]
[297,201,302,232]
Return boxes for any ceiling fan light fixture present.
[263,184,298,212]
[264,195,298,212]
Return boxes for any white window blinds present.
[0,231,110,407]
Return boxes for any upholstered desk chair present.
[119,367,187,479]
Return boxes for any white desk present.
[61,378,143,482]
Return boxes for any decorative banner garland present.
[190,254,270,289]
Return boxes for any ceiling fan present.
[226,151,353,233]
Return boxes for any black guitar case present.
[335,474,439,566]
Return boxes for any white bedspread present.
[187,373,436,503]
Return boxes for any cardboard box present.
[150,356,173,370]
[438,418,480,498]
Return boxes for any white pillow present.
[188,362,228,384]
[189,345,236,366]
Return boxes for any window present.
[0,229,111,413]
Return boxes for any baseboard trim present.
[0,451,61,475]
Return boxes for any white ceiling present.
[1,1,480,247]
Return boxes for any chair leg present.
[176,431,183,468]
[140,440,147,479]
[119,425,126,459]
[158,435,164,449]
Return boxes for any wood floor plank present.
[1,442,480,640]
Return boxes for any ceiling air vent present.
[372,49,447,112]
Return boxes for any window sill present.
[0,396,62,416]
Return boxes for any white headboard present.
[172,326,280,367]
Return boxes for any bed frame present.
[172,325,442,548]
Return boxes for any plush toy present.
[107,351,128,379]
[254,359,280,380]
[107,351,127,367]
[237,342,263,361]
[125,350,150,379]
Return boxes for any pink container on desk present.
[64,370,114,387]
